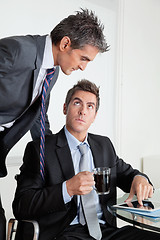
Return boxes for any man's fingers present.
[125,176,154,207]
[136,184,143,205]
[136,184,152,205]
[148,187,154,198]
[125,191,135,203]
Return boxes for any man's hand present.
[66,171,95,197]
[125,175,154,205]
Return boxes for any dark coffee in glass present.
[93,167,111,195]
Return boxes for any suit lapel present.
[33,35,59,99]
[88,135,104,168]
[56,128,75,180]
[56,130,105,179]
[33,35,47,89]
[88,134,115,226]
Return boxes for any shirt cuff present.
[62,181,72,204]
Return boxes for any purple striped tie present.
[40,68,55,179]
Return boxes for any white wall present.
[116,0,160,174]
[0,0,118,222]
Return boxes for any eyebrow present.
[81,55,91,61]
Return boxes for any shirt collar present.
[41,35,54,69]
[64,126,89,150]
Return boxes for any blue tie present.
[40,68,55,180]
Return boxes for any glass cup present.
[93,167,111,195]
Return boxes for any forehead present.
[74,45,99,61]
[71,90,96,103]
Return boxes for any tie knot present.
[78,144,88,156]
[47,67,55,75]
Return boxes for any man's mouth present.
[76,118,85,123]
[72,68,78,71]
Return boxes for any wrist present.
[66,179,73,197]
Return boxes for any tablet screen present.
[112,200,160,212]
[119,200,154,210]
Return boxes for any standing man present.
[0,9,108,238]
[13,80,159,240]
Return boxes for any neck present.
[52,44,58,65]
[66,127,87,142]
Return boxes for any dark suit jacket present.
[0,35,59,177]
[12,127,147,240]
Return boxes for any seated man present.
[12,80,159,240]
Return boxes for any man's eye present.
[88,105,94,109]
[74,102,80,105]
[81,57,87,61]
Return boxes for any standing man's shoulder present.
[0,34,47,53]
[0,34,46,43]
[0,35,47,69]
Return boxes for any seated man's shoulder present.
[88,132,111,144]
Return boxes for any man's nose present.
[79,106,86,115]
[78,62,88,71]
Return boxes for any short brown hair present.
[65,79,100,112]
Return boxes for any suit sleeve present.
[115,157,151,193]
[0,38,15,76]
[12,141,66,220]
[102,137,151,192]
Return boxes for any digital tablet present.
[112,200,160,212]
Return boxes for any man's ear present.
[63,103,67,115]
[59,36,71,51]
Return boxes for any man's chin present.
[61,68,72,75]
